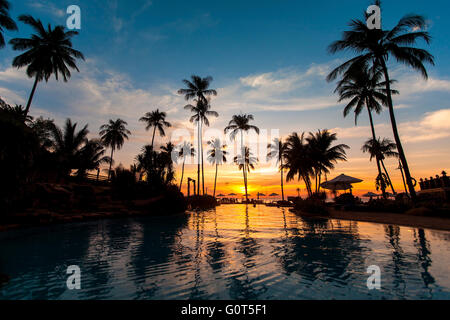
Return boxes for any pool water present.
[1,204,450,300]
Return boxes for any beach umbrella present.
[269,193,279,196]
[257,193,266,196]
[321,174,363,192]
[228,193,237,196]
[217,194,226,197]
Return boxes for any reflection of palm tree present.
[184,99,219,195]
[362,138,398,194]
[139,109,171,149]
[384,225,407,297]
[327,2,434,200]
[207,138,227,197]
[99,119,131,180]
[177,141,195,191]
[335,65,398,197]
[233,147,258,202]
[267,138,288,201]
[413,229,435,289]
[10,15,84,117]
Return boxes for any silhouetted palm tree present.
[334,63,398,198]
[76,139,111,178]
[234,146,258,202]
[327,1,434,200]
[184,98,218,195]
[178,141,195,191]
[0,0,17,48]
[99,119,131,180]
[267,138,288,201]
[50,118,89,177]
[178,75,217,103]
[362,138,399,194]
[224,113,259,201]
[307,130,349,193]
[285,132,314,197]
[10,15,84,117]
[139,109,171,148]
[207,138,228,197]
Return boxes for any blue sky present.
[1,0,449,193]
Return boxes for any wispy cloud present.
[27,1,65,18]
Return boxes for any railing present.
[85,173,109,182]
[419,171,449,190]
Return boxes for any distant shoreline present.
[291,208,450,232]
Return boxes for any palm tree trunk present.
[280,160,285,201]
[179,159,185,191]
[24,76,39,118]
[108,147,115,181]
[213,163,218,197]
[381,159,396,194]
[399,160,408,194]
[200,122,205,196]
[240,130,248,202]
[197,121,200,196]
[379,59,416,200]
[367,104,387,198]
[243,166,248,203]
[151,126,157,149]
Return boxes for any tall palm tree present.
[139,109,171,148]
[362,138,399,194]
[0,0,17,48]
[327,2,434,200]
[306,130,349,193]
[207,138,228,198]
[99,119,131,180]
[267,138,288,201]
[224,113,259,201]
[178,141,195,192]
[234,146,258,202]
[10,15,84,117]
[184,98,219,195]
[76,139,111,179]
[335,65,398,197]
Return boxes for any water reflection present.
[1,205,450,300]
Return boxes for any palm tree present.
[335,65,398,197]
[284,132,314,197]
[184,98,219,195]
[207,138,228,197]
[10,15,84,117]
[306,130,349,193]
[267,138,288,201]
[327,1,434,200]
[139,109,171,148]
[362,138,399,194]
[234,146,258,202]
[224,113,259,201]
[50,118,89,178]
[178,75,217,104]
[99,119,131,180]
[76,139,111,179]
[0,0,17,48]
[178,141,195,192]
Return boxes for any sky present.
[1,0,449,198]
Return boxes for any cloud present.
[28,1,65,18]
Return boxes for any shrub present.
[294,198,329,215]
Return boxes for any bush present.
[187,195,218,210]
[294,198,329,215]
[334,193,356,206]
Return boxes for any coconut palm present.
[335,65,398,197]
[267,138,288,201]
[99,119,131,180]
[327,1,434,200]
[234,146,258,202]
[0,0,17,48]
[178,75,217,103]
[76,139,111,179]
[184,98,219,195]
[177,141,195,191]
[362,138,399,194]
[207,138,228,197]
[307,130,349,193]
[224,113,259,201]
[50,118,89,177]
[10,15,84,117]
[139,109,171,148]
[284,132,314,197]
